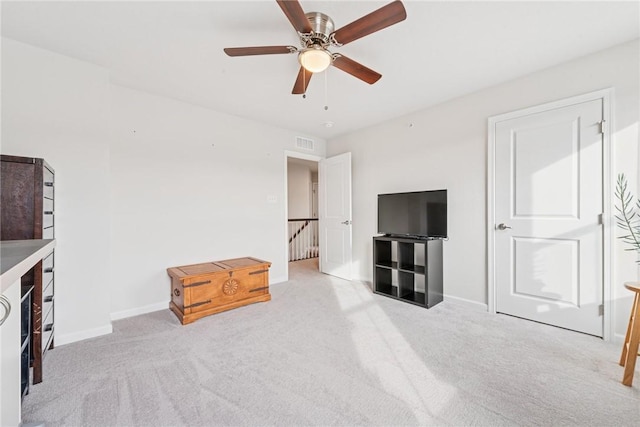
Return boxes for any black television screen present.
[377,190,447,238]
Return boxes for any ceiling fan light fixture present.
[298,46,332,73]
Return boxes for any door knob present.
[341,220,352,225]
[497,223,512,230]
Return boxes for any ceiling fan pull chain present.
[303,67,307,99]
[324,68,329,111]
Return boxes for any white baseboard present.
[110,300,169,321]
[270,275,288,285]
[55,323,113,346]
[354,277,373,290]
[443,294,489,311]
[612,333,625,344]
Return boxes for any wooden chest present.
[167,257,271,325]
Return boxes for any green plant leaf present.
[615,173,640,263]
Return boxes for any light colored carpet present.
[22,258,640,426]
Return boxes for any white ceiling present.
[2,1,639,139]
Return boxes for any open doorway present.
[286,154,320,273]
[284,151,353,281]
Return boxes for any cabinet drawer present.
[42,326,54,356]
[42,279,54,306]
[43,167,54,199]
[43,165,54,183]
[43,196,54,213]
[43,181,54,199]
[43,251,54,270]
[42,252,54,285]
[42,310,54,355]
[43,226,54,239]
[187,268,269,312]
[43,210,54,228]
[42,284,54,320]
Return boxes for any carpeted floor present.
[22,258,640,426]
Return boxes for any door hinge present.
[599,304,604,316]
[598,120,606,134]
[597,213,604,225]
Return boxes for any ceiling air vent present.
[296,136,315,151]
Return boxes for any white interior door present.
[494,98,604,336]
[319,152,352,280]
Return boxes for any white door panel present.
[495,98,604,336]
[513,237,579,305]
[319,153,352,280]
[512,120,579,218]
[325,228,346,263]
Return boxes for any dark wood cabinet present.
[373,236,443,308]
[1,155,55,384]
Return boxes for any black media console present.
[373,235,443,308]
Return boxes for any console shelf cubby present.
[373,236,443,308]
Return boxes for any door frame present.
[487,88,613,340]
[283,150,322,281]
[311,182,319,218]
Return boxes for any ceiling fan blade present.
[332,55,381,85]
[330,0,406,46]
[276,0,313,34]
[292,67,313,94]
[224,46,296,56]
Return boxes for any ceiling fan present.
[223,0,407,95]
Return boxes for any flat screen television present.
[377,190,447,238]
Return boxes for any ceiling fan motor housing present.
[304,12,334,46]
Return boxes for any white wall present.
[287,161,312,218]
[2,37,327,341]
[2,38,113,344]
[327,39,639,338]
[108,85,325,318]
[3,33,637,342]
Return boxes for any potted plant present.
[615,173,640,262]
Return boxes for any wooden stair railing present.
[288,218,318,261]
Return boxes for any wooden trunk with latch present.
[167,257,271,325]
